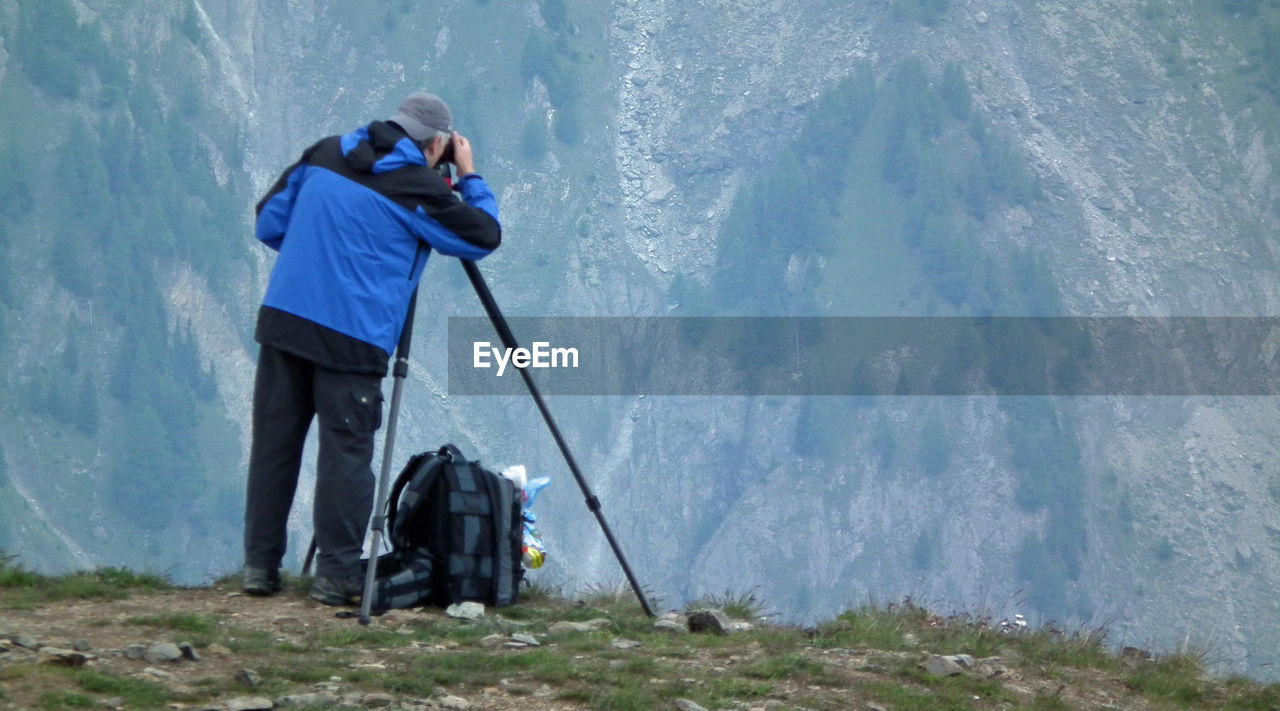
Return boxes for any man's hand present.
[451,132,476,176]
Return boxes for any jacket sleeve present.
[254,144,318,251]
[410,173,502,258]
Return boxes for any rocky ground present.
[2,572,1278,711]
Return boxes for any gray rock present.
[13,633,38,649]
[72,639,93,652]
[226,697,274,711]
[275,692,338,707]
[610,638,641,649]
[687,609,732,635]
[674,699,708,711]
[38,647,95,666]
[125,644,147,660]
[582,618,613,630]
[439,695,470,710]
[144,641,182,664]
[444,602,485,621]
[361,692,396,707]
[236,668,262,687]
[141,666,172,680]
[548,621,593,634]
[510,633,541,647]
[479,634,507,648]
[944,653,975,669]
[920,654,966,677]
[653,619,689,634]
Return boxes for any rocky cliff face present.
[1,0,1276,680]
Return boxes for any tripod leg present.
[460,260,655,617]
[302,537,316,576]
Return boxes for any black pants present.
[243,344,384,583]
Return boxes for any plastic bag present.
[502,465,550,569]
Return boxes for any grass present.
[5,567,1280,711]
[686,588,769,621]
[37,689,96,709]
[125,611,219,634]
[0,554,170,609]
[1125,650,1211,705]
[70,669,172,709]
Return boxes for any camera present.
[439,134,455,165]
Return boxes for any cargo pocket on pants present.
[317,373,384,434]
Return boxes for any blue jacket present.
[254,121,501,373]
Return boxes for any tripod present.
[460,259,655,618]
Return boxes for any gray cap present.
[390,92,452,142]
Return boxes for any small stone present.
[179,642,201,661]
[141,666,172,680]
[510,633,540,647]
[944,654,975,669]
[276,692,338,707]
[125,644,147,660]
[144,642,182,664]
[687,609,732,635]
[236,668,262,687]
[38,647,95,666]
[207,643,232,656]
[13,633,39,649]
[445,602,485,621]
[362,692,396,707]
[582,618,613,630]
[610,638,641,649]
[975,10,989,24]
[226,697,274,711]
[548,621,593,634]
[1121,646,1152,661]
[440,695,470,710]
[920,654,966,677]
[479,634,507,648]
[674,699,708,711]
[653,619,689,634]
[72,639,93,652]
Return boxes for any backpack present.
[365,444,524,612]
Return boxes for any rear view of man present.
[243,93,501,604]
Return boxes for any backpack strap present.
[387,451,444,551]
[487,465,521,607]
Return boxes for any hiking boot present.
[309,576,360,606]
[242,566,282,596]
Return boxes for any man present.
[243,93,500,604]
